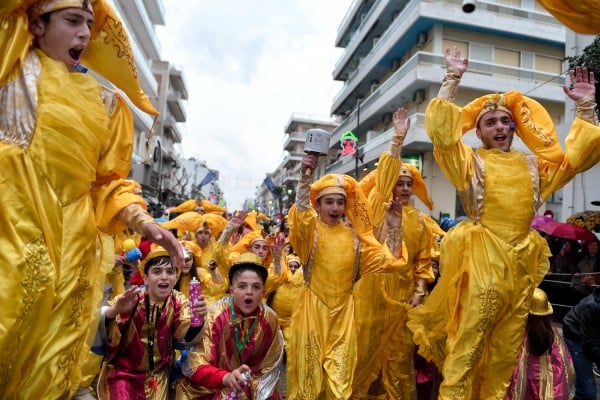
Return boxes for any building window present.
[443,39,468,58]
[495,48,520,67]
[535,55,561,74]
[470,43,493,63]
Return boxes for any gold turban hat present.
[461,91,564,163]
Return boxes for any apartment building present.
[110,0,216,209]
[328,0,569,220]
[255,113,338,216]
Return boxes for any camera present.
[462,0,476,13]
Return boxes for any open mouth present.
[158,283,170,290]
[69,47,84,62]
[494,134,507,142]
[244,298,254,306]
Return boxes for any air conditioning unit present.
[413,89,426,105]
[372,36,381,47]
[382,112,393,124]
[416,31,428,49]
[391,59,402,71]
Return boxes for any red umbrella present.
[538,221,596,242]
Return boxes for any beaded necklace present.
[229,297,260,356]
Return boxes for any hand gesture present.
[385,197,403,228]
[108,287,140,318]
[393,107,410,133]
[444,46,468,77]
[223,364,252,392]
[563,66,595,101]
[141,223,185,270]
[230,210,249,230]
[272,232,286,255]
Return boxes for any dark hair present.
[526,314,554,357]
[39,12,51,23]
[228,263,268,285]
[143,256,171,275]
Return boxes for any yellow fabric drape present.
[537,0,600,34]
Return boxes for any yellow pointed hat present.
[399,163,433,211]
[461,91,564,163]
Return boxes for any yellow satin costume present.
[407,97,600,399]
[353,152,433,399]
[268,264,304,346]
[0,10,147,400]
[286,173,409,400]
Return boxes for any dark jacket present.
[562,286,600,365]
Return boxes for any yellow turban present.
[310,174,373,236]
[231,230,273,267]
[461,91,564,163]
[169,199,200,214]
[161,211,227,240]
[399,163,433,211]
[200,199,227,215]
[360,164,433,211]
[536,0,600,34]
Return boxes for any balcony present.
[282,132,305,152]
[330,51,566,146]
[167,90,187,122]
[163,115,182,143]
[143,0,165,25]
[118,0,161,60]
[169,67,189,100]
[332,0,565,113]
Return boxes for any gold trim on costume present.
[117,204,155,234]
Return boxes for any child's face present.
[250,240,270,261]
[230,270,264,316]
[30,8,94,71]
[144,261,177,301]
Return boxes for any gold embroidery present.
[519,103,555,147]
[298,332,319,399]
[0,237,51,386]
[101,16,137,79]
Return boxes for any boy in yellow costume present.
[407,47,600,399]
[353,107,434,399]
[286,154,410,400]
[0,1,183,398]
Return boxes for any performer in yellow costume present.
[0,1,183,398]
[536,0,600,34]
[286,153,410,400]
[407,47,600,399]
[353,107,434,399]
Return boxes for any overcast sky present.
[156,0,353,210]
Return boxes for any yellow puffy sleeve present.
[288,204,318,267]
[0,3,33,87]
[369,151,401,233]
[539,117,600,200]
[425,98,475,191]
[91,92,147,234]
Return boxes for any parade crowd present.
[1,1,600,400]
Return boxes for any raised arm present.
[438,46,469,102]
[563,66,597,125]
[390,107,410,157]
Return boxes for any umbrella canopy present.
[538,221,596,242]
[531,215,554,230]
[566,210,600,233]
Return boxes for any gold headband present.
[29,0,94,17]
[399,167,413,179]
[475,94,514,126]
[316,186,347,200]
